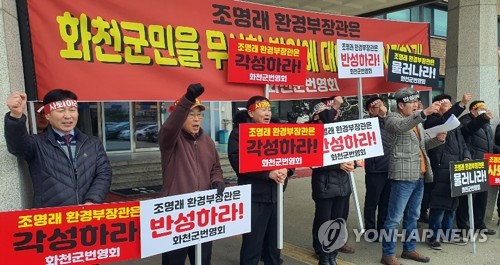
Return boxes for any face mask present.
[318,109,337,123]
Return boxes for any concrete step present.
[110,152,235,190]
[111,171,163,190]
[112,163,162,175]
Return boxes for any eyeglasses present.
[188,111,204,119]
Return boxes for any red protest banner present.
[228,39,307,85]
[238,123,323,173]
[25,0,429,101]
[485,154,500,186]
[0,202,141,264]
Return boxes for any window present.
[375,5,448,38]
[433,9,447,37]
[386,10,410,21]
[431,77,445,99]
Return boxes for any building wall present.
[430,38,447,76]
[0,0,33,210]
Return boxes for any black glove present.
[185,83,204,102]
[211,181,225,196]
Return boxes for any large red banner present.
[0,202,141,264]
[26,0,430,101]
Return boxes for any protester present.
[424,93,471,250]
[158,83,225,265]
[457,100,497,235]
[228,96,292,265]
[308,97,355,265]
[4,89,112,208]
[419,93,472,224]
[381,87,446,265]
[363,96,390,242]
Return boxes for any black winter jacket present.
[427,126,470,210]
[5,113,112,208]
[227,111,292,203]
[311,164,351,200]
[364,116,390,174]
[460,113,494,159]
[424,102,468,209]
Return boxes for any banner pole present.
[278,183,284,249]
[267,83,284,250]
[352,77,365,232]
[195,243,202,265]
[357,78,363,119]
[468,193,476,254]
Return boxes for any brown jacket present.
[159,96,223,196]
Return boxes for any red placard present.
[25,0,429,101]
[228,39,307,85]
[0,202,141,264]
[238,123,323,173]
[485,153,500,185]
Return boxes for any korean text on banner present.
[238,123,324,173]
[0,202,141,265]
[25,0,430,101]
[140,185,251,258]
[323,118,383,166]
[485,154,500,186]
[387,50,440,87]
[228,39,307,85]
[337,40,384,79]
[450,159,489,197]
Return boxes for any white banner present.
[140,185,251,258]
[337,39,384,79]
[323,118,383,165]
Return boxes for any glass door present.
[134,102,159,150]
[103,102,131,152]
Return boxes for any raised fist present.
[461,93,472,106]
[7,92,27,119]
[332,96,344,110]
[378,104,387,117]
[423,101,440,116]
[185,83,204,102]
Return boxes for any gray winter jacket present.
[4,113,112,208]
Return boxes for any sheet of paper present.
[424,114,460,138]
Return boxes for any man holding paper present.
[424,94,471,250]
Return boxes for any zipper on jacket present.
[54,136,88,205]
[194,140,199,191]
[55,144,79,204]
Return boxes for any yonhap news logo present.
[318,218,348,253]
